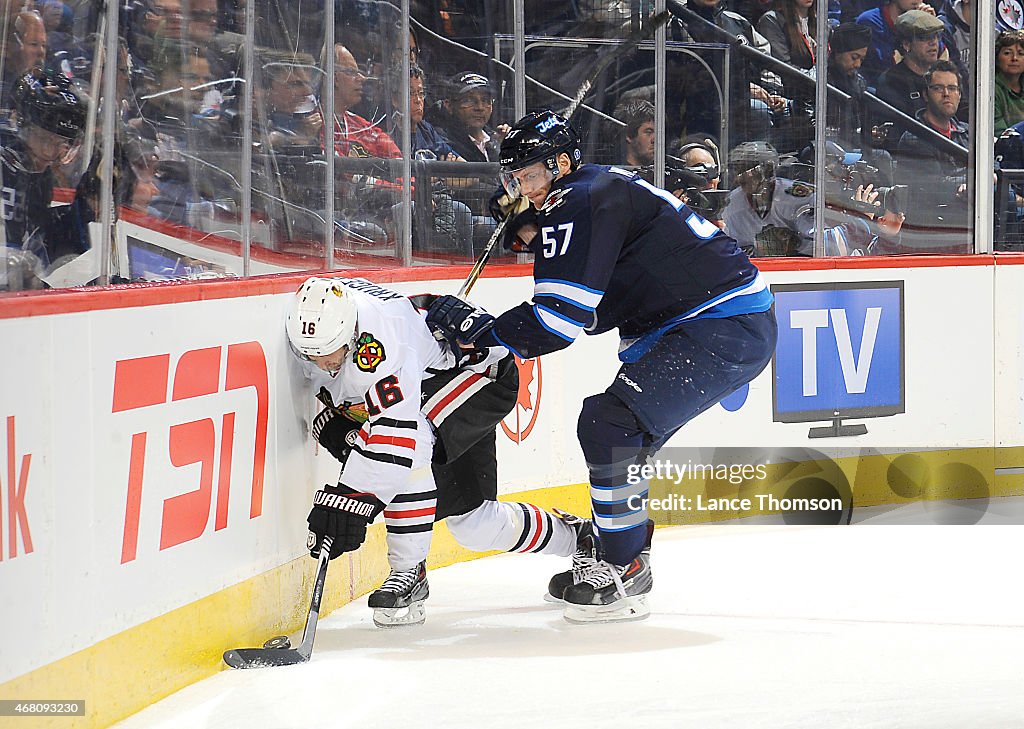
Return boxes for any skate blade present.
[543,592,566,605]
[563,595,650,624]
[372,601,426,628]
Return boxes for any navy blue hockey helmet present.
[13,69,86,141]
[499,110,582,176]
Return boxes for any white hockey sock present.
[447,500,575,556]
[383,472,437,571]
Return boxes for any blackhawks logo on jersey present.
[785,181,813,198]
[353,332,386,373]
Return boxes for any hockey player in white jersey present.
[287,276,580,626]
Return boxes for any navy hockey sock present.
[596,522,648,566]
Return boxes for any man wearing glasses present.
[893,60,971,253]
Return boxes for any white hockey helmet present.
[286,278,359,358]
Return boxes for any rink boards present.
[2,256,1024,727]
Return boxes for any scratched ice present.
[113,500,1024,729]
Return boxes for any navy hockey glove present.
[307,485,384,560]
[425,295,496,350]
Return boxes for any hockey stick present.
[223,535,333,669]
[453,12,672,298]
[457,217,508,298]
[559,10,672,120]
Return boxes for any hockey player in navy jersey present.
[287,276,580,626]
[427,111,778,623]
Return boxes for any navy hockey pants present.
[578,310,778,565]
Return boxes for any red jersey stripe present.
[426,373,483,421]
[384,507,437,519]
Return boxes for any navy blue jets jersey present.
[482,165,772,360]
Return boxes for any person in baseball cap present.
[438,71,504,163]
[447,71,494,100]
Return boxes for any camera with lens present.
[821,143,906,216]
[640,162,729,220]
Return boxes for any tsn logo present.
[112,342,269,564]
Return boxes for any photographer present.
[639,138,728,227]
[721,141,903,257]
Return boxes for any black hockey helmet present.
[727,140,779,179]
[13,69,87,141]
[499,110,582,176]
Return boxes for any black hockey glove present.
[312,406,362,463]
[312,386,369,463]
[488,188,538,252]
[307,484,385,560]
[425,295,496,351]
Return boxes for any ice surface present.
[113,509,1024,729]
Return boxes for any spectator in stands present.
[140,46,225,225]
[615,98,656,167]
[388,64,460,161]
[728,0,773,25]
[874,10,945,123]
[39,1,86,81]
[328,43,403,245]
[757,0,817,71]
[8,10,46,77]
[330,44,401,160]
[856,0,938,85]
[184,0,244,81]
[184,0,219,46]
[670,0,781,144]
[839,0,880,24]
[386,64,473,255]
[130,0,188,74]
[2,11,47,96]
[119,134,161,213]
[826,22,872,147]
[259,51,322,148]
[995,30,1024,135]
[434,71,508,163]
[894,59,970,253]
[939,0,971,80]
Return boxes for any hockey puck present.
[263,635,291,650]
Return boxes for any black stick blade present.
[223,647,310,669]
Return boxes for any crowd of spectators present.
[603,0,992,256]
[0,0,1019,291]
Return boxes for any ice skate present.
[368,561,429,627]
[544,510,596,603]
[562,552,653,624]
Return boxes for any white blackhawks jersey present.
[295,277,455,506]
